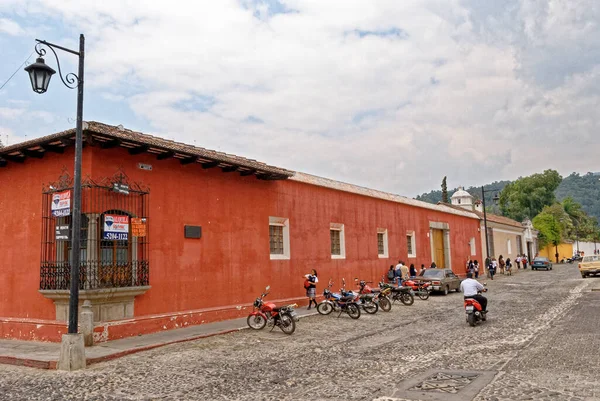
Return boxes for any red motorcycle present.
[402,278,431,300]
[465,288,488,327]
[247,286,298,335]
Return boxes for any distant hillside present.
[415,181,511,214]
[555,172,600,223]
[416,173,600,223]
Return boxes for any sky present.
[1,0,599,197]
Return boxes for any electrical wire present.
[0,50,35,92]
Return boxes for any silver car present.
[415,268,462,295]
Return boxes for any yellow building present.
[538,243,574,262]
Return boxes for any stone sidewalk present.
[0,307,319,369]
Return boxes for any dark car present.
[415,268,461,295]
[532,257,553,271]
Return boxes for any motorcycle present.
[379,277,415,306]
[567,255,583,264]
[354,278,392,312]
[464,287,488,327]
[317,279,361,319]
[402,278,431,300]
[247,285,299,335]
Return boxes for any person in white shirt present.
[460,273,487,311]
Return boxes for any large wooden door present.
[432,229,445,268]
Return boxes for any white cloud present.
[1,0,599,195]
[0,18,24,36]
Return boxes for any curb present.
[0,310,321,370]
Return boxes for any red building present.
[0,122,482,342]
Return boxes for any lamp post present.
[481,186,500,264]
[25,35,85,370]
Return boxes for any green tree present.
[498,169,562,221]
[533,207,563,262]
[441,176,448,203]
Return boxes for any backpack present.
[304,279,311,289]
[387,270,395,280]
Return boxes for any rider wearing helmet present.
[460,272,487,311]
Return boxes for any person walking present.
[499,255,505,275]
[522,254,528,270]
[516,255,522,270]
[505,258,512,276]
[488,258,497,280]
[304,269,319,310]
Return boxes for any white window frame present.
[470,237,476,256]
[377,228,389,258]
[407,230,416,258]
[330,223,346,259]
[269,216,290,260]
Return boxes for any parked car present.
[531,257,553,271]
[415,268,461,295]
[579,255,600,278]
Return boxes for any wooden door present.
[432,229,445,268]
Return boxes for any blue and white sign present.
[51,191,71,217]
[103,214,129,240]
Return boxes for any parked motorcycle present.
[464,287,488,327]
[379,278,415,306]
[402,278,431,300]
[317,279,361,319]
[567,255,583,264]
[354,278,392,312]
[247,285,299,334]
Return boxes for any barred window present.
[269,217,290,260]
[269,225,284,255]
[407,231,416,257]
[516,235,523,255]
[331,230,341,255]
[377,233,385,255]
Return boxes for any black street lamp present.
[25,35,85,340]
[481,186,500,264]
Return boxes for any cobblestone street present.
[0,264,598,401]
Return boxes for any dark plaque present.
[55,225,71,241]
[184,225,202,239]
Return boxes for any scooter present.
[464,287,488,327]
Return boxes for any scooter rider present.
[460,272,487,311]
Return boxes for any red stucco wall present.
[0,144,482,341]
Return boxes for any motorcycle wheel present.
[417,290,430,301]
[317,301,334,315]
[363,302,378,314]
[467,313,476,327]
[247,314,267,330]
[378,296,392,312]
[346,303,361,319]
[400,293,414,306]
[279,314,296,335]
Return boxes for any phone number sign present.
[103,214,129,241]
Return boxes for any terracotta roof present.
[0,122,293,180]
[441,203,524,228]
[291,172,481,219]
[473,211,524,228]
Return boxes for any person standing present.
[522,254,528,270]
[498,255,505,275]
[305,269,319,310]
[409,263,417,278]
[419,264,427,275]
[387,265,396,283]
[489,258,497,280]
[473,260,480,279]
[400,262,410,283]
[516,255,522,269]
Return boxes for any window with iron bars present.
[269,225,284,255]
[40,177,149,291]
[331,229,341,256]
[516,235,523,255]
